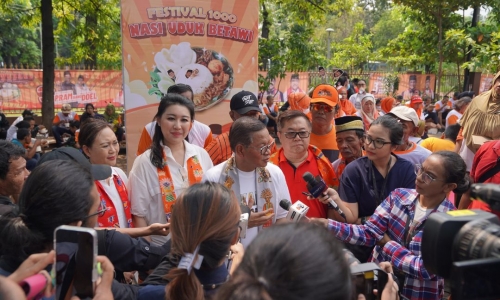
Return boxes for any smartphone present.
[54,225,98,300]
[350,262,389,300]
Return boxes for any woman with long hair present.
[328,115,416,262]
[313,151,469,300]
[137,182,242,300]
[129,94,213,246]
[79,119,133,228]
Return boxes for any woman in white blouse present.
[128,94,213,246]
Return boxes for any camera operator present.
[312,151,470,300]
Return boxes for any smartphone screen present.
[54,226,97,300]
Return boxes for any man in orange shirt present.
[205,91,277,166]
[332,116,365,179]
[270,110,340,219]
[337,86,356,116]
[309,84,340,162]
[52,104,80,147]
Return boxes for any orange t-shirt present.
[340,99,357,116]
[263,104,279,115]
[310,128,339,162]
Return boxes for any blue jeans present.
[26,153,40,171]
[52,126,72,147]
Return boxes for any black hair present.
[354,130,365,139]
[337,76,349,86]
[0,160,94,260]
[229,117,266,152]
[291,73,299,80]
[63,70,71,76]
[277,110,311,130]
[150,94,195,168]
[16,128,30,141]
[453,91,460,98]
[370,114,404,145]
[396,95,403,101]
[215,223,352,300]
[376,99,381,105]
[0,140,26,179]
[22,109,33,118]
[352,78,359,84]
[79,119,111,149]
[70,120,80,129]
[167,84,194,101]
[85,103,95,110]
[433,151,471,193]
[15,121,30,129]
[167,69,174,74]
[23,116,34,122]
[78,75,84,80]
[318,66,325,71]
[444,124,461,144]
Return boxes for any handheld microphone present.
[279,199,309,222]
[302,172,347,222]
[239,204,251,239]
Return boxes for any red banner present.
[0,70,123,111]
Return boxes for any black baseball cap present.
[230,91,260,115]
[37,148,111,180]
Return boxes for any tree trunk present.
[436,12,443,99]
[261,2,270,39]
[85,11,98,69]
[41,0,55,130]
[462,5,480,92]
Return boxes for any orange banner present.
[0,70,123,111]
[122,0,259,168]
[368,73,436,101]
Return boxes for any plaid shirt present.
[328,188,456,300]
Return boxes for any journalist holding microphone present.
[311,151,470,300]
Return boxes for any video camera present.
[421,184,500,300]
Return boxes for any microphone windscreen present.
[279,199,291,211]
[302,172,314,182]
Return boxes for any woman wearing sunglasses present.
[312,151,468,300]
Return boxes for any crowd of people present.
[0,71,499,300]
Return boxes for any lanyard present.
[403,198,443,248]
[370,156,392,205]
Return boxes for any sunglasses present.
[282,131,311,139]
[311,104,334,113]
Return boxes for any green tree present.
[330,22,373,74]
[0,0,40,67]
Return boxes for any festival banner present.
[121,0,259,168]
[257,72,309,103]
[0,70,123,112]
[480,73,495,94]
[368,73,436,101]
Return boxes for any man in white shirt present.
[387,106,431,165]
[348,79,367,110]
[203,117,290,248]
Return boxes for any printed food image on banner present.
[121,0,259,169]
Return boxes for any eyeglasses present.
[414,164,443,185]
[247,140,275,155]
[84,204,107,220]
[310,104,334,113]
[282,131,311,139]
[364,135,392,149]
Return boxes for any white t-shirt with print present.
[202,161,291,248]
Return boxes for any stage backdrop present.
[0,70,123,111]
[121,0,259,169]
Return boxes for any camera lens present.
[453,219,500,261]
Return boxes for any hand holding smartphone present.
[54,225,98,300]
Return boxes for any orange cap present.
[311,84,339,107]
